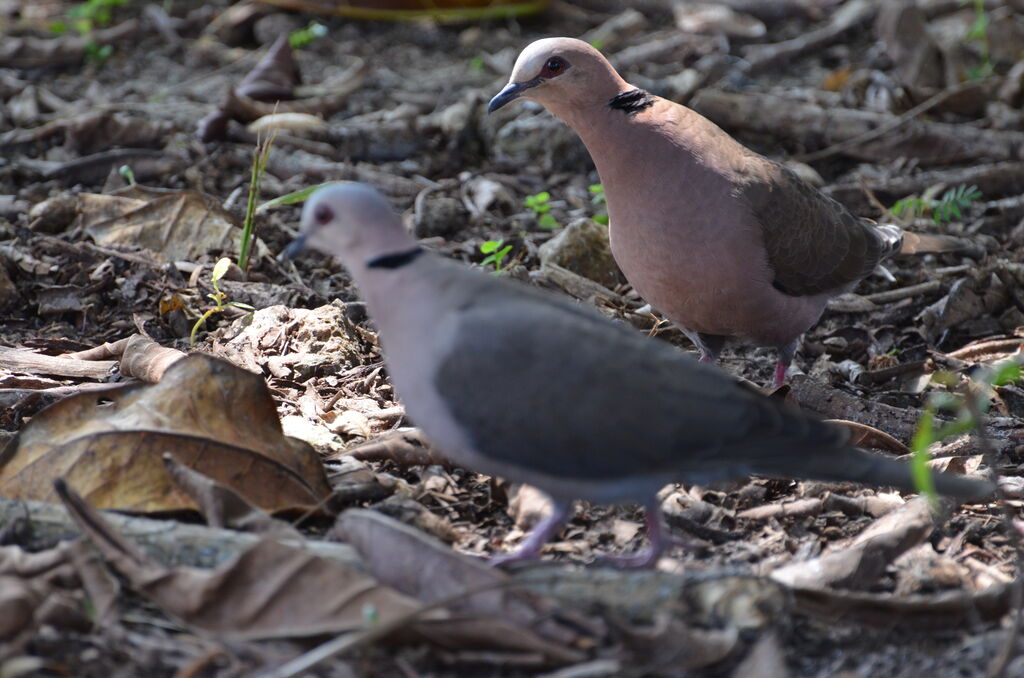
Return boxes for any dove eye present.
[540,56,568,78]
[313,204,333,226]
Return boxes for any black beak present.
[487,79,539,113]
[280,233,308,261]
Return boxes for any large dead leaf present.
[76,186,267,263]
[337,509,593,662]
[770,497,935,590]
[54,479,428,640]
[0,354,331,514]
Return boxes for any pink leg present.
[771,360,788,389]
[771,340,798,389]
[597,503,684,569]
[490,503,570,566]
[699,353,714,363]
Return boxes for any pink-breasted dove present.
[489,38,960,387]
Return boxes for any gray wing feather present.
[434,279,848,483]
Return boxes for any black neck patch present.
[366,246,424,270]
[608,89,655,115]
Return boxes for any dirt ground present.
[2,0,1024,676]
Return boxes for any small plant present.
[118,164,136,186]
[909,359,1019,503]
[288,21,327,49]
[50,0,127,67]
[589,183,609,225]
[891,184,982,224]
[480,239,513,273]
[238,131,278,271]
[960,0,993,80]
[469,56,485,72]
[524,191,558,230]
[256,181,336,215]
[190,258,256,346]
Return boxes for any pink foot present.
[595,506,684,569]
[490,505,569,567]
[771,360,788,389]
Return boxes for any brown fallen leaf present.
[336,508,593,663]
[825,418,910,454]
[53,478,428,640]
[117,333,187,383]
[787,580,1010,629]
[161,454,303,537]
[770,497,936,590]
[0,354,332,515]
[75,186,267,264]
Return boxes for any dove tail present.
[790,446,994,501]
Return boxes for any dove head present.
[284,183,417,270]
[488,38,630,118]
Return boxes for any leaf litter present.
[0,0,1023,675]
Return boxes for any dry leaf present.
[76,187,266,263]
[0,354,332,514]
[55,479,427,640]
[337,508,592,662]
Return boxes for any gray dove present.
[285,183,992,567]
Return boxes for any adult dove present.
[284,183,992,567]
[489,38,960,387]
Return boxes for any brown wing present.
[738,158,902,297]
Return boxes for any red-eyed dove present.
[489,38,960,387]
[284,183,992,567]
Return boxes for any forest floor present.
[2,0,1024,676]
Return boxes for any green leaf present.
[256,182,337,214]
[538,213,558,229]
[992,360,1022,386]
[593,214,609,225]
[211,257,231,284]
[480,239,502,255]
[909,408,939,506]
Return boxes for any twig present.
[863,280,943,304]
[799,82,979,163]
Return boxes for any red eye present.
[540,56,568,78]
[314,204,333,225]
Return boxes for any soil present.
[2,0,1024,676]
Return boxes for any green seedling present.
[480,239,513,273]
[891,184,982,224]
[524,191,558,230]
[118,164,136,186]
[238,131,277,271]
[51,0,128,67]
[256,181,336,215]
[960,0,993,80]
[190,258,255,347]
[288,21,327,49]
[469,56,485,72]
[589,183,609,225]
[909,359,1020,505]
